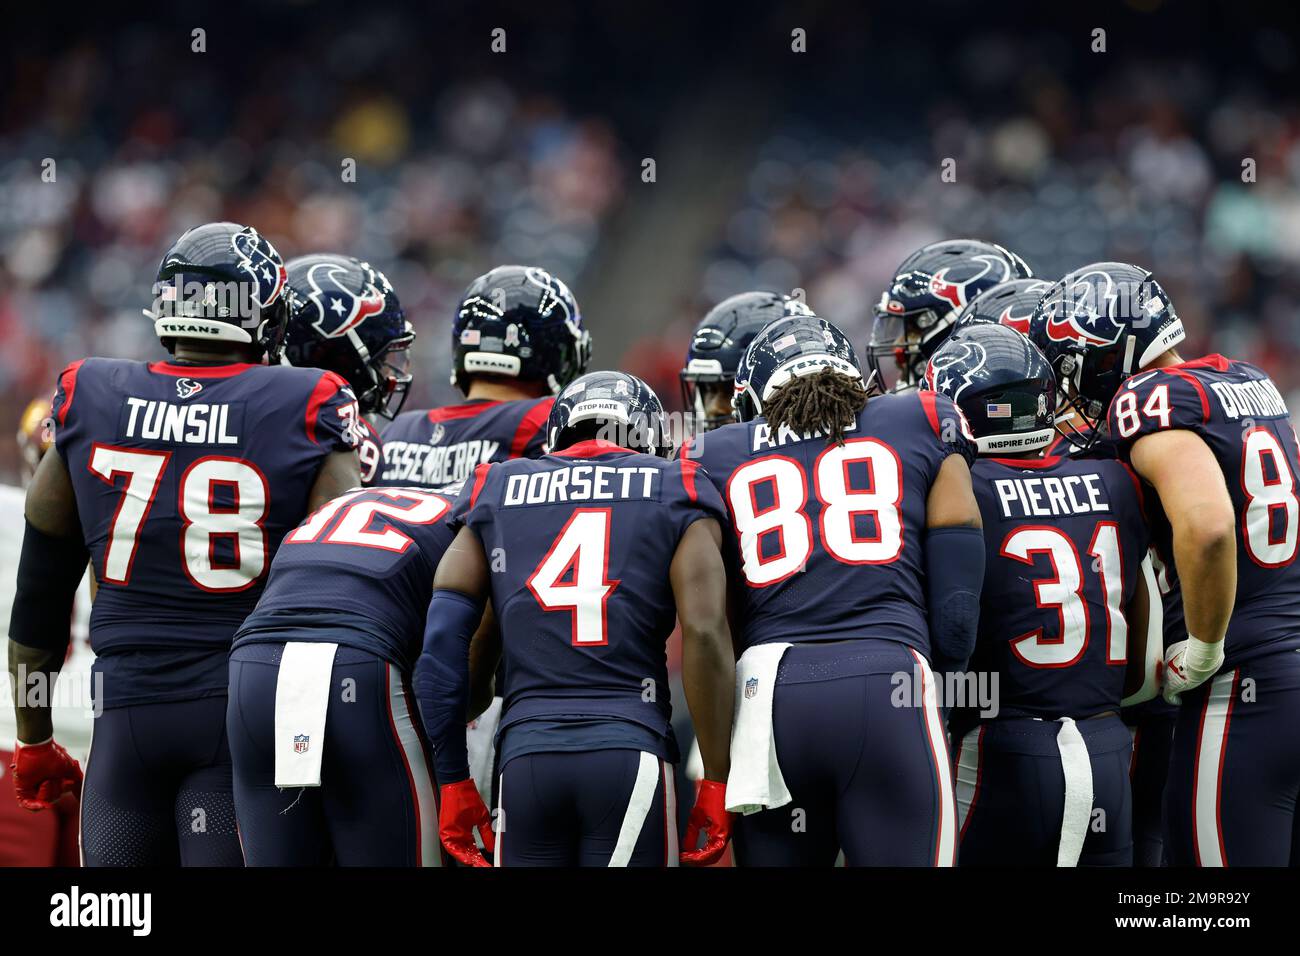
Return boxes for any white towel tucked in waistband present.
[274,642,338,788]
[1055,716,1094,867]
[725,643,793,815]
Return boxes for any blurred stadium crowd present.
[3,3,1300,480]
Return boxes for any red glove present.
[438,779,495,867]
[10,739,83,812]
[680,779,733,866]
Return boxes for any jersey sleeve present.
[1106,370,1209,460]
[664,457,730,540]
[50,359,88,457]
[305,370,363,453]
[917,390,978,466]
[511,398,555,459]
[448,462,494,533]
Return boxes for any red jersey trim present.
[550,439,637,459]
[469,462,491,509]
[918,390,941,437]
[427,401,501,424]
[1168,354,1231,373]
[1159,369,1211,424]
[986,455,1063,469]
[510,398,554,458]
[305,371,347,444]
[148,362,258,378]
[679,457,700,502]
[56,360,86,426]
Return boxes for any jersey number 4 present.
[725,438,903,586]
[89,444,268,592]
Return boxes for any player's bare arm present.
[925,453,982,530]
[1122,557,1156,704]
[671,517,734,784]
[307,449,363,513]
[1129,429,1235,649]
[923,451,985,673]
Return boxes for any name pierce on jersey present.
[503,464,659,506]
[383,439,499,486]
[123,398,242,445]
[993,474,1111,519]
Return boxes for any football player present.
[685,312,983,866]
[681,291,812,433]
[925,323,1158,866]
[415,371,735,867]
[1019,292,1181,869]
[1030,262,1300,866]
[7,222,362,866]
[866,239,1032,393]
[227,484,456,865]
[376,265,591,488]
[283,254,416,486]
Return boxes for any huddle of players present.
[7,222,1298,868]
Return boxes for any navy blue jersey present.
[450,438,727,757]
[1107,354,1300,666]
[235,487,455,669]
[376,396,552,488]
[52,358,359,704]
[357,416,384,486]
[687,389,976,656]
[968,455,1150,719]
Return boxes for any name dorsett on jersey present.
[382,438,499,486]
[1209,378,1289,421]
[991,472,1112,520]
[502,463,660,506]
[123,397,241,445]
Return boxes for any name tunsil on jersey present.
[993,474,1111,519]
[503,465,659,506]
[383,439,501,486]
[1209,379,1289,421]
[123,398,240,445]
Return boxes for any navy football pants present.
[227,643,440,866]
[953,715,1133,866]
[1164,648,1300,866]
[81,696,244,867]
[496,749,677,867]
[732,640,956,867]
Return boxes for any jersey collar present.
[149,361,258,378]
[550,439,637,459]
[1164,353,1230,373]
[984,455,1063,469]
[427,400,502,423]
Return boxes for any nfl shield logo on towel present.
[744,677,759,699]
[293,734,310,754]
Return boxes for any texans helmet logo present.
[997,307,1032,335]
[928,255,1014,311]
[304,261,386,339]
[230,227,287,308]
[925,339,988,401]
[1044,270,1127,348]
[175,378,203,399]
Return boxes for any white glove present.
[1162,636,1225,705]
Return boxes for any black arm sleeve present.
[9,520,87,653]
[924,525,985,672]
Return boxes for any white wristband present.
[1182,634,1225,681]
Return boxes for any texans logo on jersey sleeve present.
[304,261,386,339]
[231,226,287,308]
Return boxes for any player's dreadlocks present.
[764,367,869,446]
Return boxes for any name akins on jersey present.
[383,438,500,486]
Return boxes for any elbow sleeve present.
[412,588,485,785]
[9,520,87,654]
[925,526,985,671]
